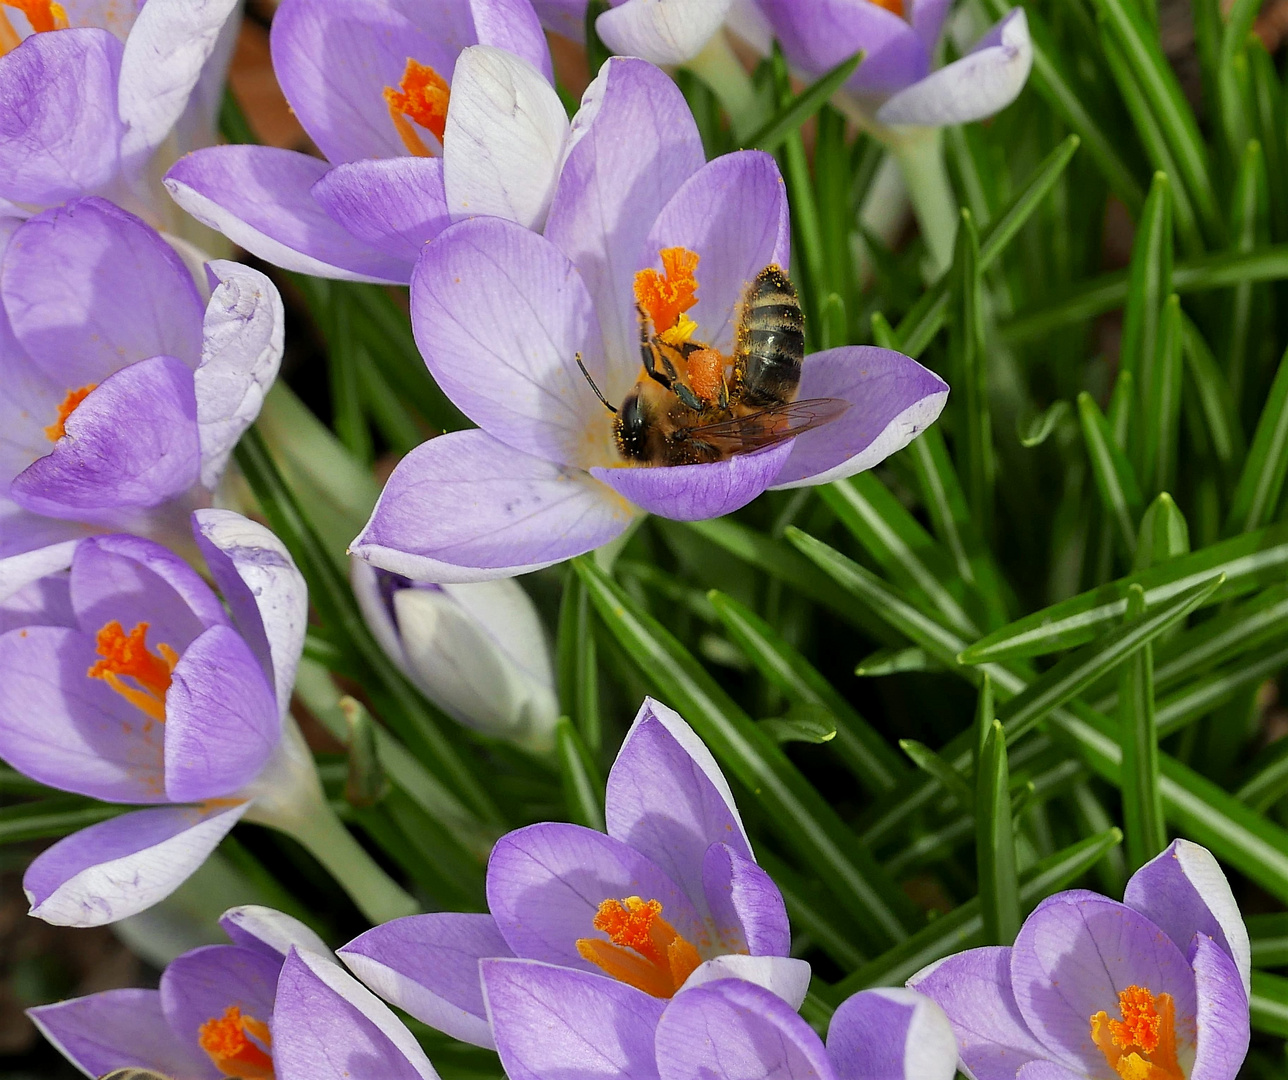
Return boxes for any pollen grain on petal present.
[198,1005,275,1080]
[43,384,96,442]
[635,247,701,337]
[384,58,450,157]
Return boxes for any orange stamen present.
[87,621,178,724]
[870,0,904,15]
[198,1006,275,1080]
[383,58,450,157]
[575,896,703,998]
[634,247,701,337]
[1091,986,1183,1080]
[4,1,67,33]
[43,384,96,442]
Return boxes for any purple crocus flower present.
[338,698,810,1048]
[0,196,283,557]
[164,0,561,284]
[910,840,1252,1080]
[30,904,327,1080]
[0,509,311,926]
[482,965,958,1080]
[351,57,947,583]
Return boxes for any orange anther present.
[870,0,904,15]
[383,58,450,157]
[4,1,68,33]
[634,247,701,336]
[575,896,703,998]
[87,621,178,723]
[43,384,96,442]
[1091,986,1183,1080]
[198,1005,275,1080]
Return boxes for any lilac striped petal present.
[702,843,788,956]
[1015,1064,1085,1080]
[220,904,331,960]
[596,0,733,65]
[909,0,953,51]
[1190,934,1250,1080]
[0,330,63,484]
[679,955,812,1010]
[0,569,74,635]
[472,0,554,82]
[311,157,449,264]
[0,538,78,604]
[340,912,513,1049]
[531,0,584,40]
[827,987,957,1080]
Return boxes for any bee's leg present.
[673,382,705,411]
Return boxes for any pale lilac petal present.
[31,0,143,37]
[0,569,74,634]
[192,508,308,721]
[312,158,449,263]
[1015,1064,1084,1080]
[340,912,513,1049]
[909,0,952,51]
[9,356,200,516]
[0,333,64,484]
[592,443,794,521]
[656,979,836,1080]
[596,0,733,65]
[28,990,205,1080]
[195,261,285,489]
[221,904,331,960]
[24,801,248,926]
[908,947,1047,1080]
[273,947,441,1080]
[442,46,569,231]
[532,0,584,40]
[545,56,704,397]
[1124,839,1251,999]
[472,0,554,82]
[1190,935,1250,1080]
[410,218,608,467]
[2,198,203,384]
[827,987,957,1080]
[482,958,666,1080]
[486,820,703,969]
[0,501,88,560]
[770,347,949,489]
[876,10,1033,126]
[679,955,812,1011]
[0,29,123,205]
[702,843,787,956]
[0,538,78,605]
[645,151,790,355]
[164,146,414,283]
[352,430,633,584]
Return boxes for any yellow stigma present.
[634,247,701,337]
[383,58,450,157]
[1090,986,1184,1080]
[575,896,703,998]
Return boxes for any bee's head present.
[613,391,650,461]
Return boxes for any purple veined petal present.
[827,987,957,1080]
[592,442,795,521]
[340,912,514,1049]
[471,0,554,82]
[1009,895,1199,1075]
[220,904,332,961]
[596,0,733,65]
[159,943,282,1075]
[702,843,788,956]
[485,820,704,969]
[481,958,666,1080]
[876,9,1033,127]
[195,261,285,489]
[1190,934,1251,1080]
[164,146,416,283]
[0,28,124,205]
[531,0,585,41]
[0,566,74,635]
[410,217,609,467]
[770,346,949,489]
[351,558,412,672]
[0,501,92,561]
[656,978,837,1080]
[909,0,953,51]
[312,157,450,264]
[679,955,812,1011]
[1015,1063,1085,1080]
[545,56,704,399]
[9,356,201,517]
[0,537,78,605]
[192,508,308,722]
[352,429,634,584]
[69,532,228,652]
[442,46,570,231]
[24,800,248,926]
[645,150,790,355]
[2,198,204,384]
[0,334,65,485]
[1124,839,1252,1000]
[273,946,441,1080]
[0,624,165,802]
[28,989,206,1080]
[164,624,280,802]
[605,700,752,918]
[908,947,1048,1080]
[116,0,241,173]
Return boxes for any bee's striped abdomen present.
[734,265,805,408]
[100,1070,181,1080]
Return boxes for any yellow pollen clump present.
[1091,986,1184,1080]
[43,384,96,442]
[87,621,178,723]
[576,896,703,998]
[383,58,450,157]
[198,1005,275,1080]
[634,247,701,337]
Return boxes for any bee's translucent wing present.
[685,397,850,456]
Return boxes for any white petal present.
[221,904,333,960]
[596,0,734,65]
[0,539,80,605]
[680,954,813,1010]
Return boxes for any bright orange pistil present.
[1091,986,1184,1080]
[634,247,701,341]
[198,1006,275,1080]
[87,621,178,723]
[43,384,96,442]
[0,1,66,54]
[383,58,450,157]
[575,896,703,998]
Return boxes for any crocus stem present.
[682,31,761,138]
[888,126,959,278]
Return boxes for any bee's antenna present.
[575,352,617,414]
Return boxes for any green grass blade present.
[977,715,1021,946]
[1250,972,1288,1037]
[555,572,601,754]
[1226,344,1288,535]
[747,51,862,153]
[1118,586,1167,872]
[1181,313,1245,475]
[1248,912,1288,968]
[1120,173,1173,400]
[1134,494,1191,571]
[1140,294,1184,494]
[899,739,974,808]
[952,209,993,531]
[555,717,605,832]
[0,797,123,844]
[1077,389,1145,556]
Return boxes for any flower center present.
[383,58,450,157]
[0,1,66,54]
[43,384,96,442]
[1091,986,1184,1080]
[198,1005,275,1080]
[575,896,703,998]
[87,621,178,724]
[634,247,701,346]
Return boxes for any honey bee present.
[578,265,849,467]
[99,1072,235,1080]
